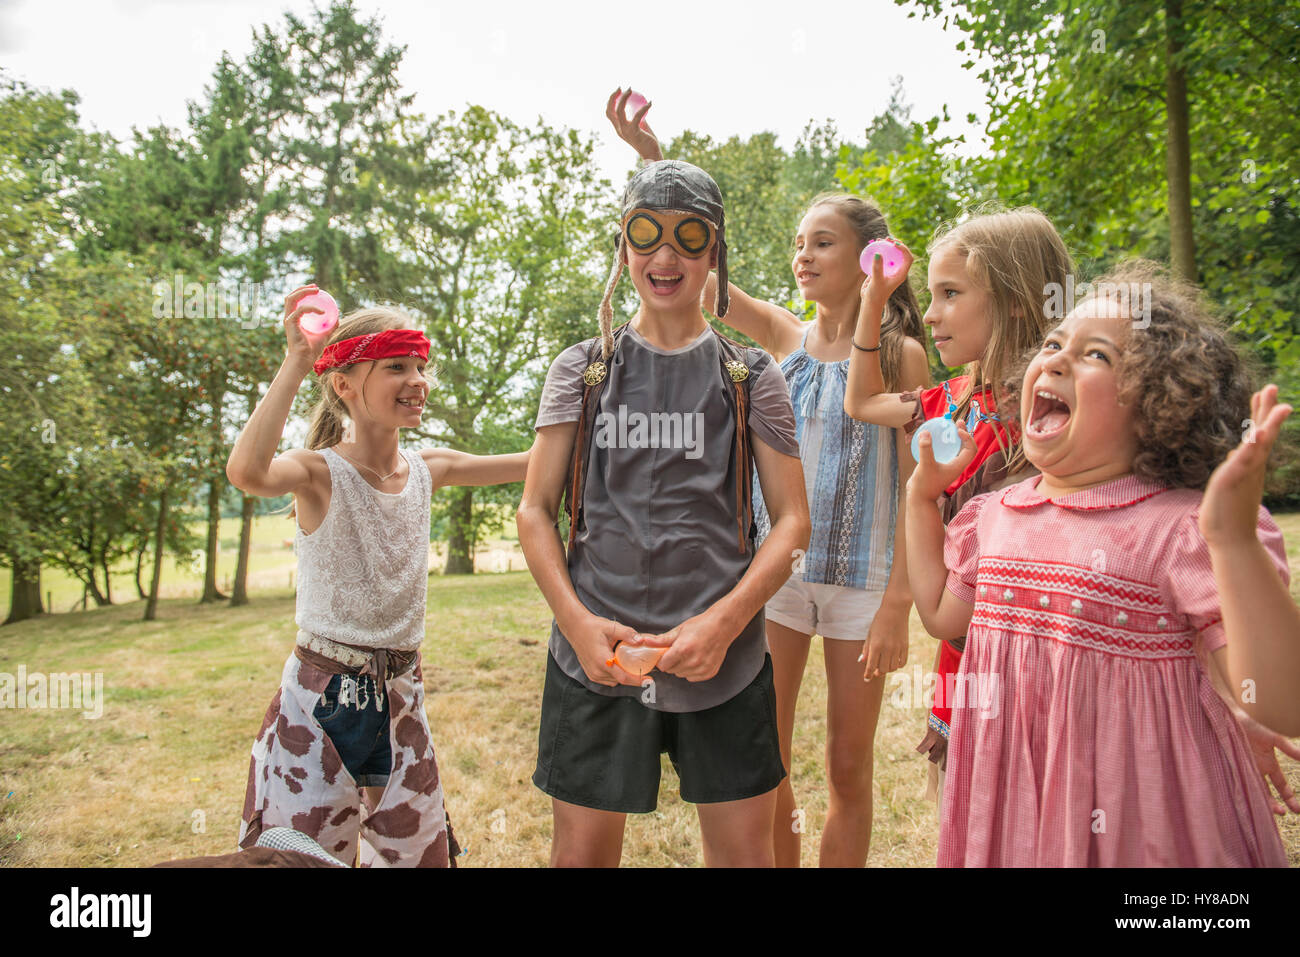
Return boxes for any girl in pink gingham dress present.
[906,262,1294,866]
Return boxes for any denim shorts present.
[533,652,785,813]
[313,673,392,788]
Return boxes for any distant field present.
[0,508,526,621]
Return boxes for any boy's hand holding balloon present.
[641,611,731,683]
[566,613,642,688]
[606,87,664,163]
[605,637,667,677]
[907,423,977,501]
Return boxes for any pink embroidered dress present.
[938,473,1289,867]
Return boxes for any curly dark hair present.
[1108,262,1255,489]
[1004,260,1256,490]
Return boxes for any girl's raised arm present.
[226,286,329,498]
[845,243,923,429]
[701,274,805,361]
[1201,385,1300,736]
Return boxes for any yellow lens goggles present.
[624,211,715,258]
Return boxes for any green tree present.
[0,74,90,622]
[362,105,612,572]
[898,0,1300,498]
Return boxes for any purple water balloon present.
[623,90,651,130]
[297,290,339,336]
[859,239,907,278]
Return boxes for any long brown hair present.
[930,206,1074,474]
[807,192,925,391]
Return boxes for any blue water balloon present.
[911,417,963,464]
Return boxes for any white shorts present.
[765,577,886,641]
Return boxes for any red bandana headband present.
[313,329,431,376]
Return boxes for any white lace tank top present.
[294,446,432,652]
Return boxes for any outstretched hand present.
[1235,707,1300,815]
[605,88,664,163]
[1199,384,1293,548]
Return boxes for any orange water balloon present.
[606,638,666,676]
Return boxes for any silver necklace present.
[334,446,402,482]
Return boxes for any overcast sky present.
[1,0,990,184]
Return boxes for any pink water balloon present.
[297,290,339,336]
[859,239,907,279]
[606,638,666,676]
[623,90,651,130]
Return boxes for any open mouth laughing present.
[647,270,683,294]
[1027,388,1071,439]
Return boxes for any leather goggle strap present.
[732,377,752,553]
[565,327,624,551]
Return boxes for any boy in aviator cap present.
[517,160,811,866]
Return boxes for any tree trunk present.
[144,485,169,621]
[4,553,44,624]
[231,491,256,607]
[1164,0,1197,282]
[201,473,227,602]
[135,540,147,600]
[83,563,107,605]
[231,388,258,606]
[100,552,113,605]
[443,485,475,575]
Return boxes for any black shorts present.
[533,651,785,813]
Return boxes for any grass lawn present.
[1,514,1298,867]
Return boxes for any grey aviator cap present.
[596,160,730,358]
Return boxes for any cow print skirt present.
[238,651,450,867]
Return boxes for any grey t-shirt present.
[534,323,799,712]
[536,324,799,457]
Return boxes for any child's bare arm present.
[860,343,932,679]
[844,242,923,429]
[701,275,805,361]
[905,427,977,641]
[1201,385,1300,735]
[515,423,639,687]
[226,286,328,497]
[653,439,810,682]
[423,446,530,491]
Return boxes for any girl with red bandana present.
[226,285,528,867]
